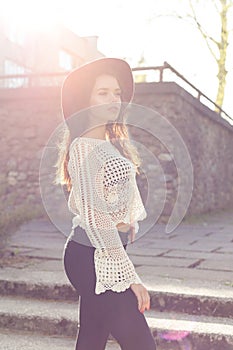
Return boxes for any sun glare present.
[1,0,61,34]
[1,0,232,115]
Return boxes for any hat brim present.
[61,57,134,120]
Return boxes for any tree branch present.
[187,0,219,61]
[226,0,233,11]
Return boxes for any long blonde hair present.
[54,118,142,192]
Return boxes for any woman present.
[55,57,156,350]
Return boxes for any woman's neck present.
[82,125,107,140]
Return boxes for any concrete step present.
[0,295,232,349]
[0,328,120,350]
[0,269,233,319]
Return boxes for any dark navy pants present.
[63,226,156,350]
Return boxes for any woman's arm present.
[68,140,145,294]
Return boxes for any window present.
[5,23,25,46]
[3,59,29,88]
[59,50,73,71]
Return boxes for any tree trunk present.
[215,0,229,109]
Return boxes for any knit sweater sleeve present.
[68,138,147,294]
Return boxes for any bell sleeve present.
[68,139,146,295]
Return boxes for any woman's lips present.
[108,105,121,113]
[108,107,119,112]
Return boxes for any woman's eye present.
[98,91,121,97]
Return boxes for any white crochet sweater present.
[67,137,147,295]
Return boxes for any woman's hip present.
[63,225,129,295]
[63,237,96,296]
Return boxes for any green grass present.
[0,189,45,248]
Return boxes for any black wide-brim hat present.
[61,57,134,120]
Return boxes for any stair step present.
[0,328,120,350]
[0,296,79,337]
[150,289,233,319]
[0,295,232,349]
[1,271,233,318]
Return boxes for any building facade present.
[0,19,104,87]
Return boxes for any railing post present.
[159,68,163,82]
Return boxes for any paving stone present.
[164,250,233,260]
[0,267,68,285]
[16,220,59,233]
[217,246,233,254]
[136,265,233,286]
[26,260,64,271]
[163,243,225,252]
[197,259,233,272]
[203,234,233,241]
[136,239,194,250]
[21,248,64,260]
[9,238,65,250]
[193,239,233,247]
[129,255,197,268]
[126,247,170,256]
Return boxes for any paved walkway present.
[1,208,233,298]
[1,208,233,349]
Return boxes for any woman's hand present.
[116,222,131,232]
[116,222,136,243]
[130,283,150,313]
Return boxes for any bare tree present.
[154,0,233,109]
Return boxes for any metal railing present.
[132,61,232,124]
[0,71,68,88]
[0,62,232,124]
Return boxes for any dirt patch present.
[0,249,41,269]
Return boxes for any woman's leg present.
[76,288,156,350]
[63,233,155,350]
[63,239,111,350]
[75,294,110,350]
[108,288,156,350]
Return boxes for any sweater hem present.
[95,278,143,295]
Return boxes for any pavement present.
[0,208,233,349]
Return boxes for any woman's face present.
[89,74,122,106]
[88,74,122,123]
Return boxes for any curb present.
[0,307,232,350]
[1,279,232,318]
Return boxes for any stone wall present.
[0,82,232,228]
[0,88,63,230]
[133,82,233,221]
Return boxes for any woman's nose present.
[110,92,120,102]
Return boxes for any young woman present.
[55,57,156,350]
